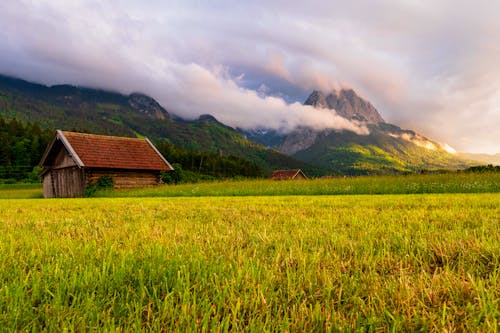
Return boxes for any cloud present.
[0,0,499,152]
[0,0,369,135]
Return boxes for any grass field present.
[1,172,499,199]
[0,191,499,331]
[106,172,500,197]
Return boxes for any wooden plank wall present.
[42,173,54,198]
[86,169,161,188]
[44,167,85,198]
[43,167,161,197]
[54,147,77,168]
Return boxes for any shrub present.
[161,164,182,184]
[85,176,114,197]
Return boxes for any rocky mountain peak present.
[279,88,385,155]
[304,90,327,109]
[128,93,169,120]
[304,88,385,124]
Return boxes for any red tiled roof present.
[271,169,306,180]
[60,131,173,170]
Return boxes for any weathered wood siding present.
[54,147,77,168]
[42,147,85,198]
[43,167,85,198]
[42,172,54,198]
[85,169,161,188]
[294,173,307,180]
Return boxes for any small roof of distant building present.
[271,169,307,180]
[40,130,173,171]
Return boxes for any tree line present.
[464,164,500,173]
[0,117,53,182]
[155,141,264,183]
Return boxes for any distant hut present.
[39,130,173,198]
[271,169,308,180]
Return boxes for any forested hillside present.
[0,75,323,179]
[0,117,52,181]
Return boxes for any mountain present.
[250,89,469,175]
[0,74,323,176]
[240,88,385,152]
[0,74,471,176]
[304,89,384,124]
[240,128,287,148]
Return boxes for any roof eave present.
[297,170,308,179]
[145,138,174,170]
[38,132,59,167]
[57,130,85,168]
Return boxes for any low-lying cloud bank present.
[142,62,368,134]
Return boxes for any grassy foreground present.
[0,194,498,331]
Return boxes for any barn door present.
[52,167,85,197]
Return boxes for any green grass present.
[1,172,498,199]
[0,194,498,331]
[0,183,43,199]
[103,172,500,197]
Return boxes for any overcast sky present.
[1,1,499,153]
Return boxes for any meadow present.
[106,172,500,197]
[1,172,499,199]
[0,173,499,331]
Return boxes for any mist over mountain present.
[242,88,386,152]
[458,153,500,166]
[246,88,469,174]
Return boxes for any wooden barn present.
[39,130,173,198]
[270,169,308,180]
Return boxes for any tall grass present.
[103,172,500,197]
[0,194,498,331]
[2,172,498,199]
